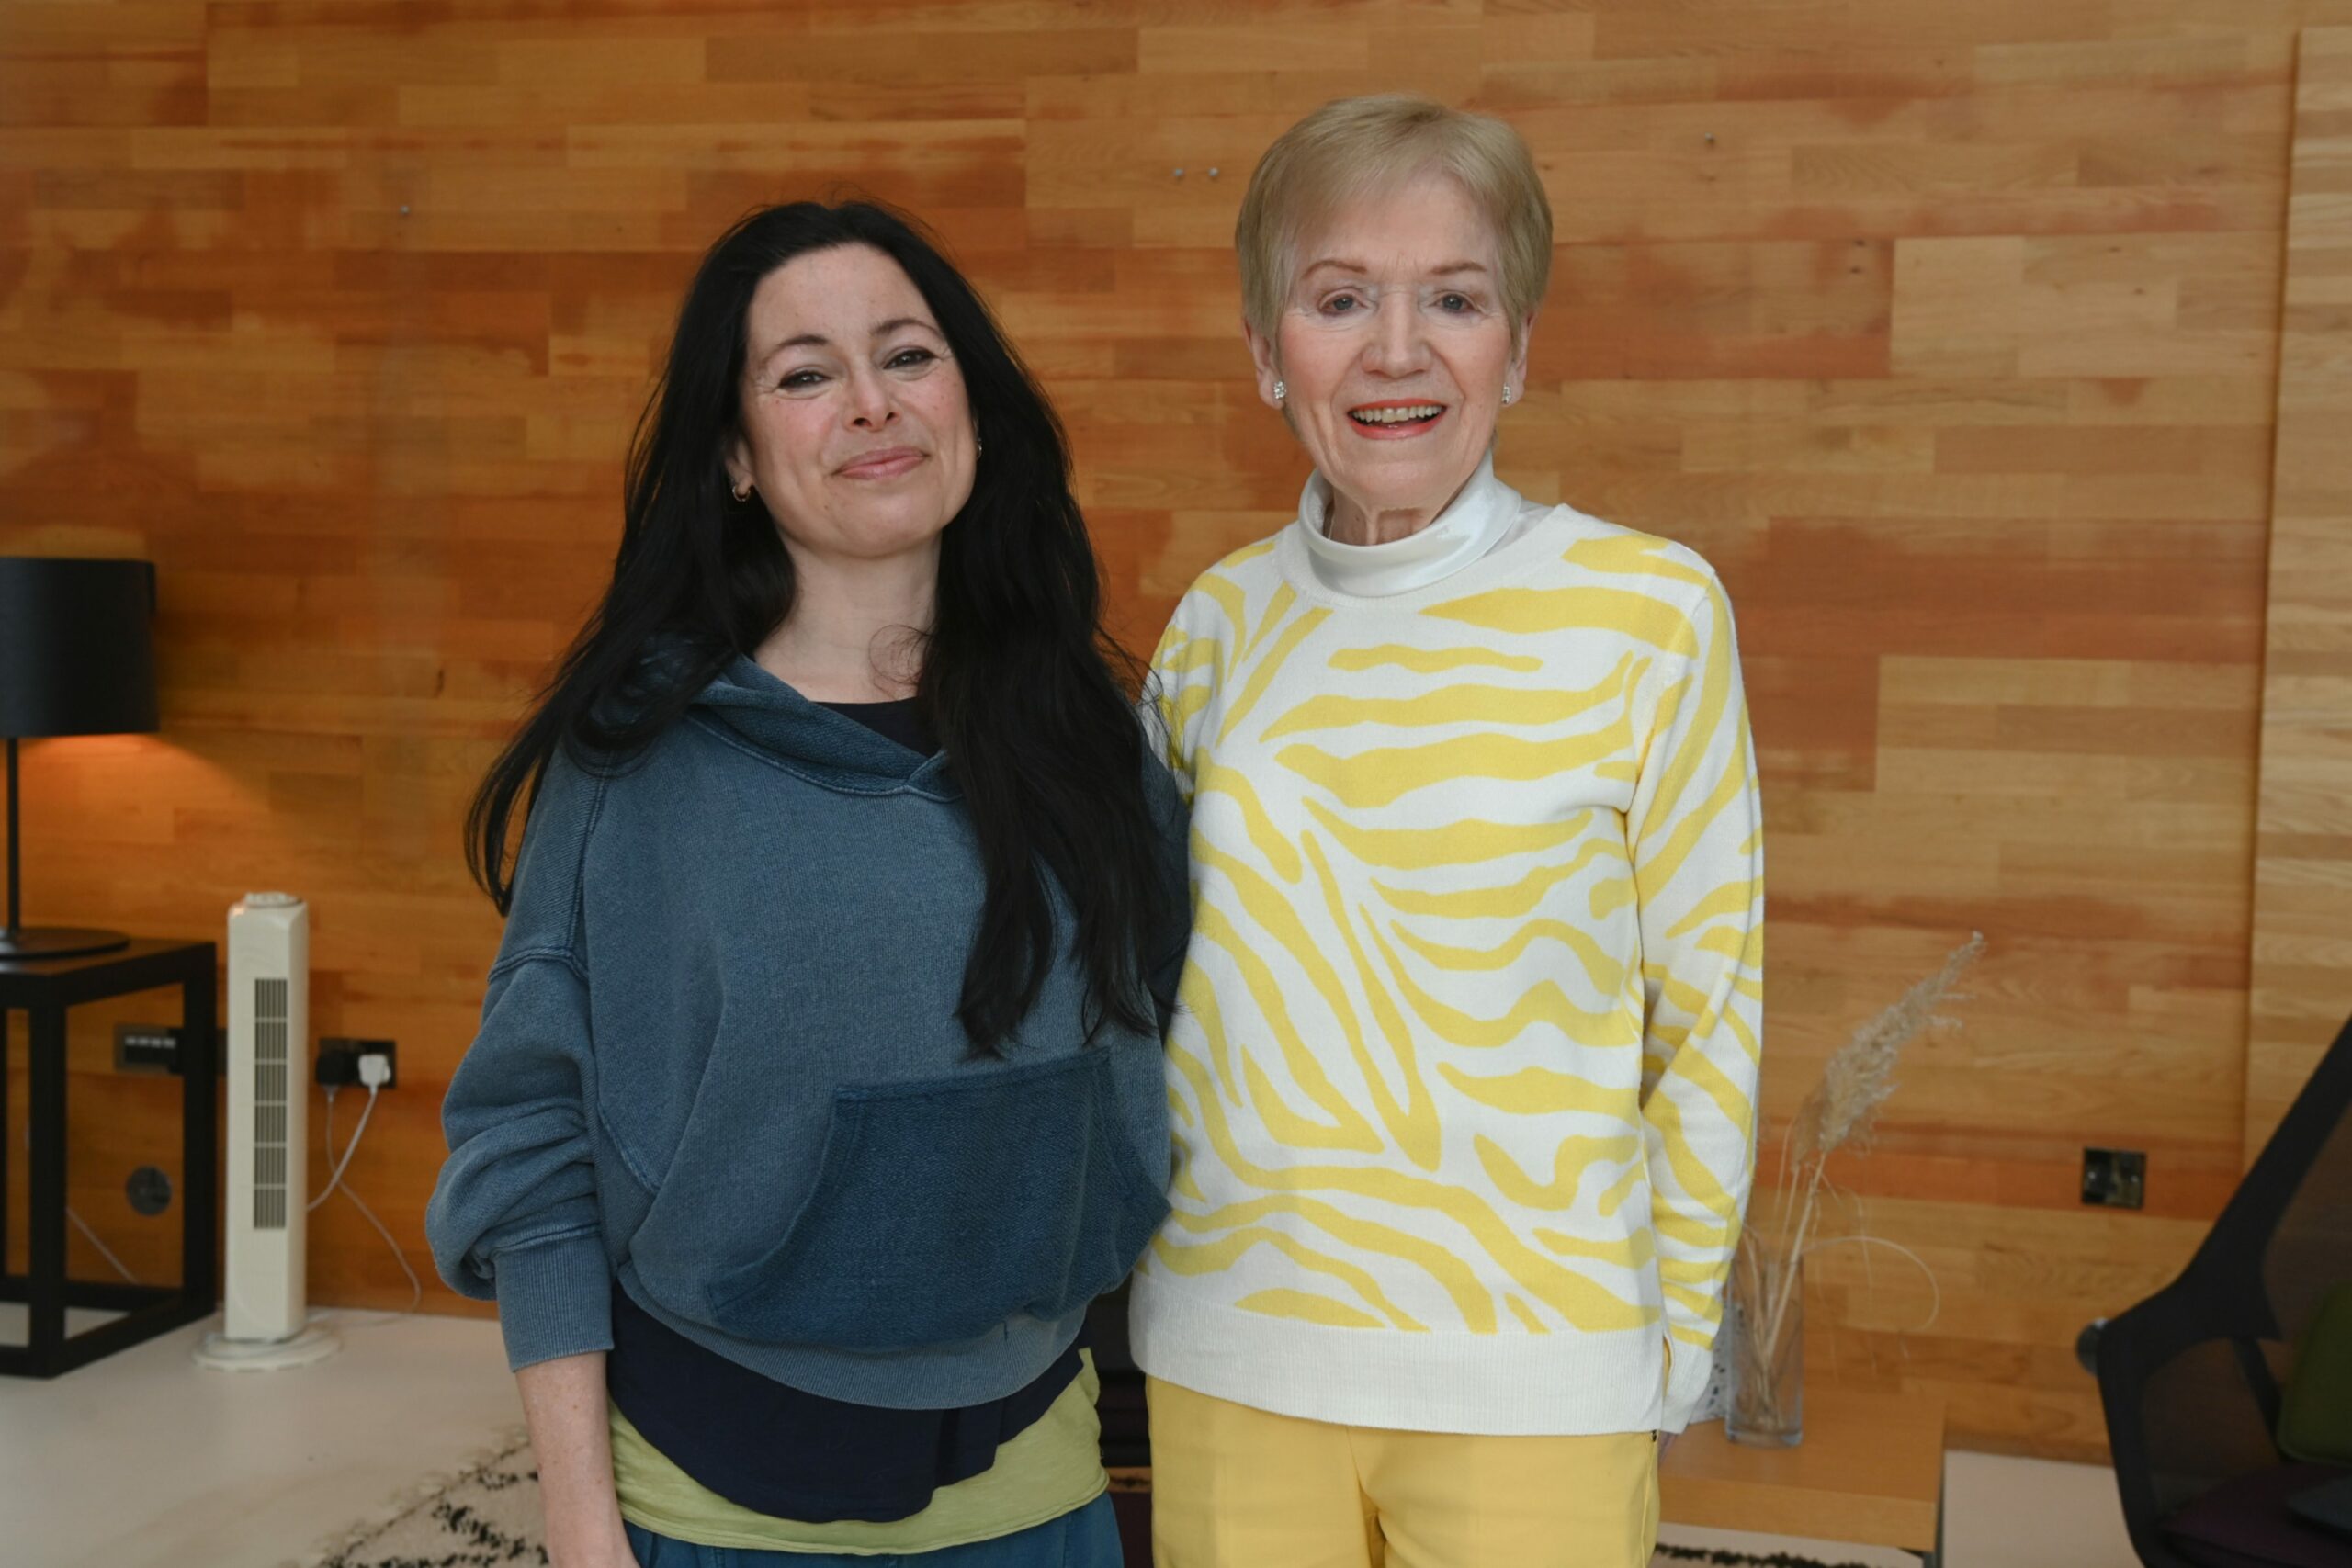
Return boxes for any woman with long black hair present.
[425,201,1186,1568]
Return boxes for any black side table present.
[0,940,217,1376]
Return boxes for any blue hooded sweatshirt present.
[424,654,1184,1408]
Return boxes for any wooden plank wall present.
[2248,28,2352,1161]
[5,0,2348,1460]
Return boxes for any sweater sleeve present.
[1626,567,1764,1432]
[1145,595,1221,800]
[424,756,614,1372]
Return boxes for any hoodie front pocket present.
[701,1048,1169,1352]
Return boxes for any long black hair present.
[467,200,1176,1052]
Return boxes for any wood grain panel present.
[1659,1388,1945,1550]
[2247,27,2352,1157]
[7,0,2350,1459]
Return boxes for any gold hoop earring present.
[731,483,752,503]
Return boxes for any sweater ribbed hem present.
[1129,1276,1669,1437]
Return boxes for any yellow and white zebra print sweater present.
[1133,462,1763,1437]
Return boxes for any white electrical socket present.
[321,1037,397,1091]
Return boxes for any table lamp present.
[0,557,159,961]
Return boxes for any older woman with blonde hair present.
[1135,96,1764,1568]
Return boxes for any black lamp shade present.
[0,557,159,739]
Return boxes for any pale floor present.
[0,1308,2144,1568]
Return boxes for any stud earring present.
[1273,379,1285,405]
[1502,385,1515,406]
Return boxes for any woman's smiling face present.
[727,243,977,567]
[1248,172,1528,540]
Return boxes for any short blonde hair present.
[1235,95,1553,348]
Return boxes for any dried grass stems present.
[1741,932,1986,1419]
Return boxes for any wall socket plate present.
[319,1037,397,1090]
[2082,1147,2147,1209]
[112,1024,218,1075]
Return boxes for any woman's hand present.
[516,1351,637,1568]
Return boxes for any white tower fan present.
[195,892,339,1371]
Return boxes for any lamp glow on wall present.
[0,557,160,962]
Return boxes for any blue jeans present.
[623,1492,1124,1567]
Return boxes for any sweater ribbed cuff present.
[492,1230,614,1371]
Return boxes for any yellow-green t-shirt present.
[610,1350,1107,1555]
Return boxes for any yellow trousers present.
[1146,1377,1660,1568]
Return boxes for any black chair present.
[2089,1015,2352,1565]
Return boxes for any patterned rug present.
[1656,1550,1871,1568]
[303,1428,546,1567]
[300,1436,1860,1568]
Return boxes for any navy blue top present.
[605,1281,1086,1521]
[598,696,1081,1523]
[818,694,934,757]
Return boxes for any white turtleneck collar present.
[1295,455,1524,598]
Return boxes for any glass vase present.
[1727,1236,1804,1447]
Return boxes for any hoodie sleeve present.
[424,753,614,1372]
[1628,564,1764,1433]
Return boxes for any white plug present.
[358,1052,393,1089]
